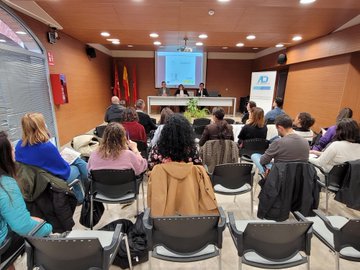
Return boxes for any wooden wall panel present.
[114,57,253,113]
[20,14,112,145]
[283,55,351,132]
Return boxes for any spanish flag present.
[123,65,130,103]
[113,63,120,99]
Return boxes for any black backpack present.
[100,212,148,269]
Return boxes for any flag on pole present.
[113,63,120,98]
[132,65,137,104]
[123,65,130,103]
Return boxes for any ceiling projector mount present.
[178,37,193,52]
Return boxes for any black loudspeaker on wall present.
[86,46,96,58]
[277,53,287,65]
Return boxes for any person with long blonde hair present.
[15,112,88,202]
[87,122,147,175]
[238,107,268,145]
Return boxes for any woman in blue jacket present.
[0,131,52,269]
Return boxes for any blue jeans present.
[251,153,272,174]
[66,157,88,202]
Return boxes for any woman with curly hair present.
[87,122,147,175]
[293,112,315,143]
[148,114,202,170]
[121,107,147,143]
[199,107,234,146]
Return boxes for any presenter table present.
[147,96,237,117]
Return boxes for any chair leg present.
[238,257,242,270]
[123,234,133,270]
[136,197,139,215]
[90,195,94,230]
[325,188,329,214]
[217,248,222,270]
[335,252,340,270]
[148,251,152,270]
[233,195,237,203]
[307,255,310,270]
[141,180,145,211]
[250,189,253,216]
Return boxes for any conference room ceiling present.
[31,0,360,52]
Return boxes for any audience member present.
[104,96,125,123]
[87,123,147,175]
[199,107,234,146]
[157,81,170,96]
[293,112,315,143]
[121,107,147,143]
[238,107,267,145]
[150,107,174,147]
[0,131,52,269]
[15,113,88,202]
[135,99,157,134]
[148,114,202,170]
[196,82,209,97]
[251,114,309,174]
[309,118,360,181]
[265,97,285,123]
[312,107,353,151]
[241,100,256,124]
[147,114,217,216]
[174,84,189,113]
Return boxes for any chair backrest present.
[133,140,148,158]
[150,214,221,254]
[193,118,211,126]
[94,125,107,138]
[224,118,235,124]
[90,169,137,199]
[328,163,349,188]
[242,221,312,259]
[240,138,269,157]
[25,236,104,270]
[335,219,360,252]
[212,163,253,189]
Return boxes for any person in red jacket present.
[121,107,147,143]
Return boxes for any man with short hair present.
[252,114,309,174]
[104,96,125,123]
[265,97,285,123]
[157,81,170,96]
[196,82,209,97]
[135,99,157,134]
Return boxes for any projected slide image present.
[165,55,196,85]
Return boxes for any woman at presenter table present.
[174,84,189,113]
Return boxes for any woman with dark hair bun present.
[198,107,234,146]
[309,118,360,181]
[148,114,201,170]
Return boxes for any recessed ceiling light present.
[149,33,159,38]
[275,43,284,48]
[222,46,228,49]
[101,32,110,37]
[292,35,302,41]
[106,38,119,42]
[112,41,120,45]
[127,45,134,48]
[0,39,6,43]
[246,35,256,40]
[208,9,215,16]
[195,42,203,46]
[218,0,230,2]
[16,31,26,35]
[236,43,244,47]
[300,0,316,4]
[253,47,259,50]
[153,41,161,45]
[199,34,208,39]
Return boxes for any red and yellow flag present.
[123,65,130,103]
[113,63,120,98]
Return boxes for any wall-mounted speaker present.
[86,46,96,58]
[277,53,287,65]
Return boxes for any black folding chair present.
[193,118,211,138]
[239,138,269,163]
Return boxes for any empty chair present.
[296,210,360,270]
[224,118,235,124]
[312,163,348,214]
[143,207,226,269]
[211,163,254,214]
[0,236,25,270]
[228,211,313,270]
[239,138,269,163]
[89,169,143,228]
[193,118,211,138]
[25,224,133,270]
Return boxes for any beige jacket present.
[147,162,218,216]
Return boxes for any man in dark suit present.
[196,82,209,97]
[136,99,157,134]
